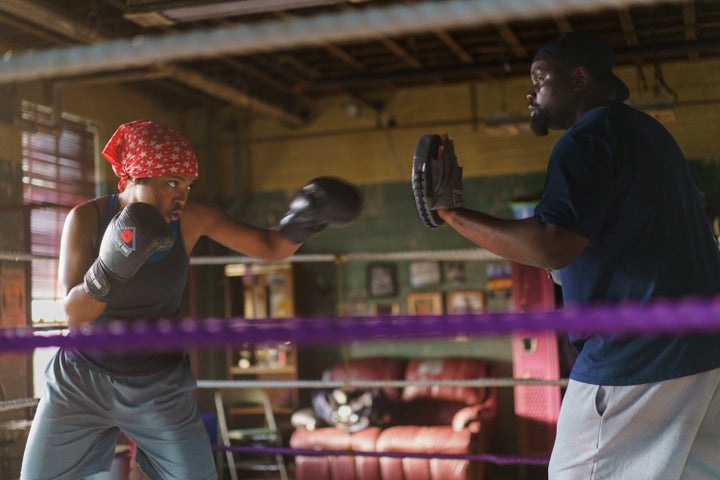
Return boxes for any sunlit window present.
[21,102,97,395]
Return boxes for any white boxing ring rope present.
[0,398,39,413]
[0,248,501,264]
[189,249,503,265]
[0,251,60,262]
[0,375,566,411]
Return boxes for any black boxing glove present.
[84,202,174,302]
[279,177,362,244]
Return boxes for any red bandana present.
[101,120,199,192]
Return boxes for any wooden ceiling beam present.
[372,35,422,68]
[554,16,573,32]
[682,2,698,59]
[496,24,527,58]
[617,8,639,46]
[432,28,474,63]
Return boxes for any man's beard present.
[530,109,549,136]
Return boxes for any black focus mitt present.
[411,133,464,228]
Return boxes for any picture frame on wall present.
[406,291,443,315]
[409,261,441,288]
[447,290,486,314]
[370,303,400,315]
[0,267,26,328]
[367,263,398,298]
[444,261,466,284]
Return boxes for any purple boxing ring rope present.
[2,294,720,353]
[213,445,552,467]
[6,295,720,468]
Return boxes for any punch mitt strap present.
[411,134,464,228]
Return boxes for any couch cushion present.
[376,425,475,480]
[396,399,468,426]
[402,358,487,404]
[290,427,381,480]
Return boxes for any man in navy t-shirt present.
[427,32,720,479]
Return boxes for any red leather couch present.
[290,357,497,480]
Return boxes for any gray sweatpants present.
[549,368,720,480]
[21,350,217,480]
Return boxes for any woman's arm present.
[181,201,300,260]
[59,202,107,328]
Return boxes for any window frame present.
[21,102,99,325]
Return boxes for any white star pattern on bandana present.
[102,120,199,192]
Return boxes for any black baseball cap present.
[533,32,630,102]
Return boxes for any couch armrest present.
[451,396,498,433]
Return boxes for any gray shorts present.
[549,368,720,480]
[21,350,217,480]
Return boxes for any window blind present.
[21,105,96,302]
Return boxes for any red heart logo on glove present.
[121,229,133,244]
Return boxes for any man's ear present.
[572,66,591,91]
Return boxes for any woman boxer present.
[21,119,361,480]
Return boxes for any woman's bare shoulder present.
[178,200,226,251]
[62,197,106,253]
[67,198,104,226]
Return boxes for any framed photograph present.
[370,303,400,315]
[406,291,443,315]
[447,290,486,314]
[409,261,441,288]
[1,267,26,327]
[444,261,466,284]
[367,263,398,298]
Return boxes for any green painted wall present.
[191,171,547,392]
[212,172,546,315]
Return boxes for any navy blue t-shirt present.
[535,102,720,385]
